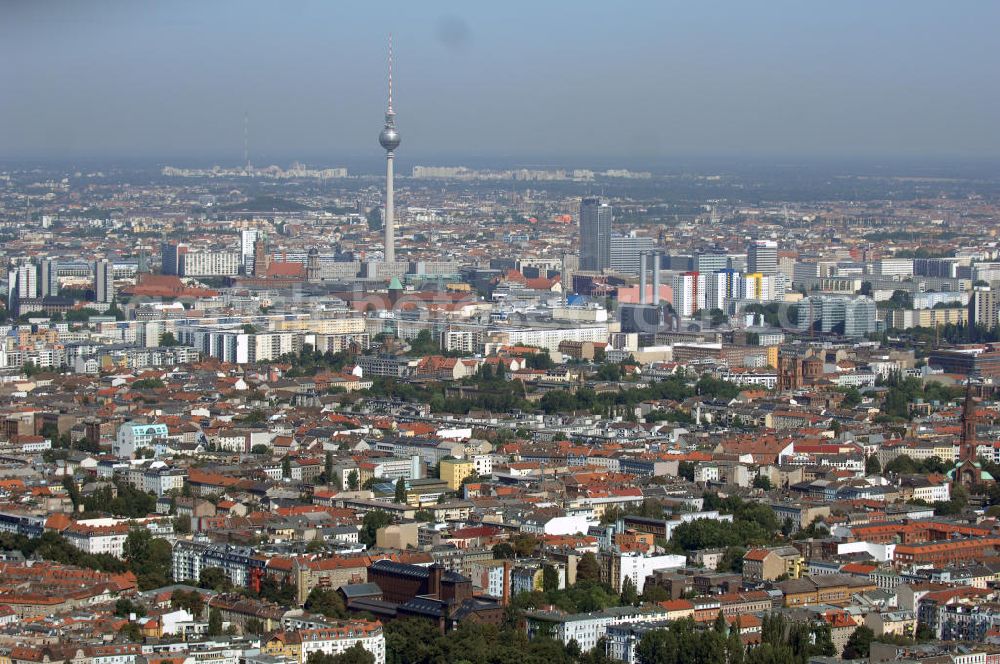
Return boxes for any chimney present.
[502,560,512,606]
[428,563,443,598]
[639,252,648,305]
[652,253,661,305]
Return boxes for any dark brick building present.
[367,560,472,605]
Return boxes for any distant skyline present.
[2,1,1000,163]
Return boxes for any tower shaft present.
[385,152,395,264]
[377,34,400,267]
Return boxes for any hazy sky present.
[2,1,999,165]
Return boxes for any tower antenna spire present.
[387,33,394,114]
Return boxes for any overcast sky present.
[2,1,999,165]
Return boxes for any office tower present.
[748,239,778,276]
[579,197,612,271]
[39,259,59,298]
[95,260,114,304]
[610,232,655,275]
[744,273,789,302]
[662,254,695,271]
[240,229,259,274]
[969,288,1000,330]
[671,271,706,317]
[796,295,877,338]
[693,251,730,275]
[706,268,743,311]
[7,264,38,313]
[561,253,579,299]
[161,241,186,276]
[378,36,400,265]
[619,303,663,335]
[914,257,959,279]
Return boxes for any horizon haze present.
[2,1,999,165]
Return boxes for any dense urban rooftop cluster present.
[0,162,999,664]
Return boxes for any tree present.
[255,574,297,605]
[577,552,602,583]
[812,622,835,656]
[843,625,874,659]
[512,534,538,557]
[885,290,914,310]
[305,586,348,620]
[199,566,233,592]
[841,387,862,408]
[492,543,515,560]
[713,610,728,634]
[639,584,671,603]
[407,329,439,356]
[62,476,81,509]
[744,644,793,664]
[119,622,144,642]
[752,475,772,490]
[85,481,158,518]
[348,469,359,491]
[525,352,554,371]
[718,546,746,573]
[935,482,969,516]
[865,455,882,475]
[171,589,205,617]
[115,597,146,618]
[726,620,745,664]
[595,363,622,382]
[360,510,392,548]
[760,613,786,649]
[542,565,560,593]
[123,529,173,590]
[620,576,638,605]
[245,617,265,635]
[394,477,407,503]
[281,456,292,479]
[207,608,223,637]
[324,452,334,482]
[635,620,727,664]
[173,515,191,534]
[159,331,180,347]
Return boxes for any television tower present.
[378,35,400,264]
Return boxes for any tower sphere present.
[379,125,400,152]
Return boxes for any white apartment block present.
[179,252,241,277]
[526,606,669,653]
[114,422,169,459]
[63,521,131,558]
[298,625,386,664]
[493,325,608,352]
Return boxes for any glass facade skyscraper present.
[580,197,612,271]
